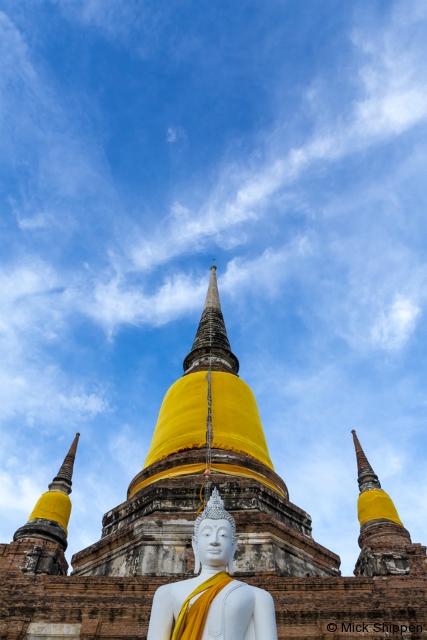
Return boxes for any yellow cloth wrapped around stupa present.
[28,490,72,533]
[144,371,273,470]
[357,488,403,527]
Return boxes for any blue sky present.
[1,0,427,576]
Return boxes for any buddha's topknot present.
[194,487,237,542]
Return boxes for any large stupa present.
[71,266,340,577]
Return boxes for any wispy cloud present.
[3,3,426,350]
[79,270,207,331]
[0,471,43,515]
[166,126,187,144]
[371,296,421,350]
[0,259,109,428]
[127,7,427,278]
[79,239,312,333]
[0,8,118,244]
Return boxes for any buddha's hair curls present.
[194,487,237,542]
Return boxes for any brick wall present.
[1,570,427,639]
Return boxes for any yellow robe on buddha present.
[171,571,234,640]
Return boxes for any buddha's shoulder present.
[152,582,172,599]
[235,582,274,602]
[171,577,202,591]
[154,577,200,597]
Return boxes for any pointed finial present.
[48,433,80,495]
[351,430,381,493]
[202,263,220,310]
[183,267,239,375]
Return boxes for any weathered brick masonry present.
[1,567,427,639]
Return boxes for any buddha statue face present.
[192,488,238,574]
[193,518,238,571]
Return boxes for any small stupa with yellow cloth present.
[351,430,412,576]
[14,433,80,552]
[72,266,341,578]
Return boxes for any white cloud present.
[371,296,421,350]
[108,424,150,476]
[48,0,186,61]
[0,8,117,243]
[0,260,110,429]
[0,240,310,345]
[79,271,206,332]
[48,0,142,38]
[0,260,59,332]
[351,16,427,139]
[0,10,36,91]
[125,8,427,276]
[0,471,43,515]
[222,240,310,297]
[17,212,51,230]
[2,4,425,359]
[80,239,313,333]
[166,126,187,143]
[0,365,109,426]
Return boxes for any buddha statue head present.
[192,487,238,575]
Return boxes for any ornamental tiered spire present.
[351,429,381,493]
[49,432,80,495]
[183,265,239,376]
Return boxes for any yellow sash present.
[171,571,234,640]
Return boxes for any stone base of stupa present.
[71,449,340,578]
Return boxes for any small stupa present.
[351,430,412,576]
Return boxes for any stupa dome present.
[357,489,403,527]
[144,370,273,470]
[28,491,72,533]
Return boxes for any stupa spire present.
[351,429,381,493]
[183,265,239,375]
[201,264,222,313]
[49,432,80,495]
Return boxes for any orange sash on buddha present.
[171,571,234,640]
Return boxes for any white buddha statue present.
[147,487,278,640]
